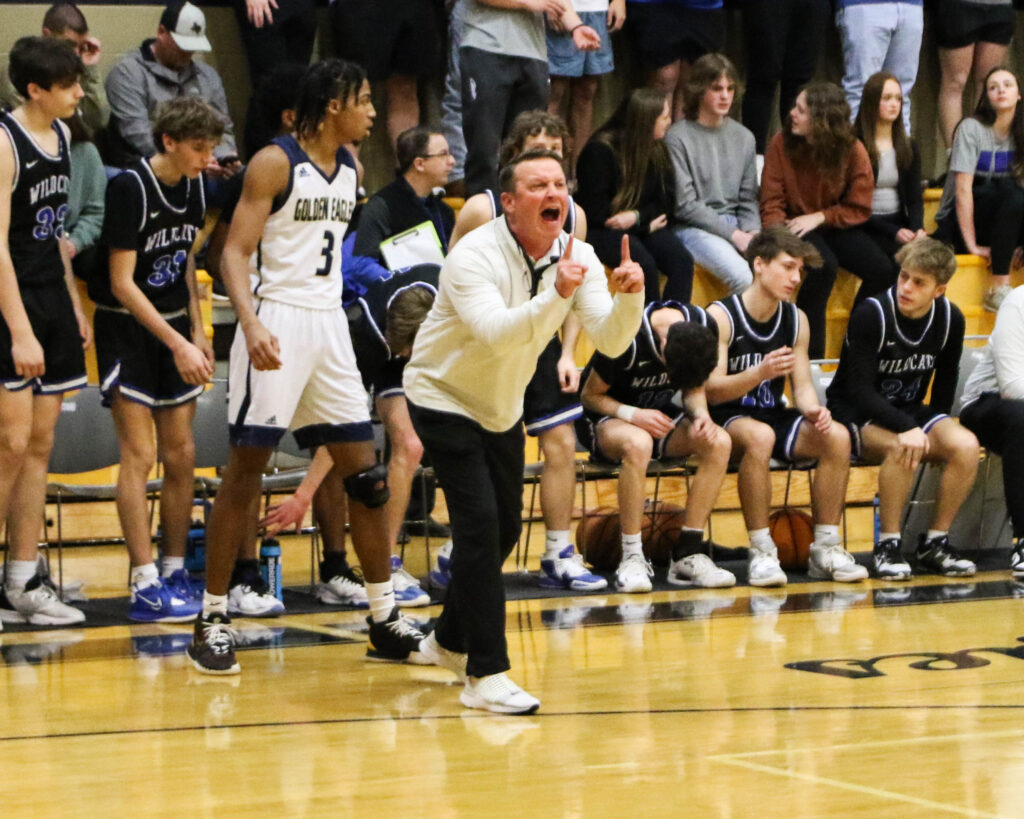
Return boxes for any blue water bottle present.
[259,538,283,602]
[872,494,881,545]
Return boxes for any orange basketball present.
[769,507,814,571]
[641,500,688,567]
[575,506,621,570]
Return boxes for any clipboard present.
[379,220,445,270]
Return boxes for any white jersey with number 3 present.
[249,135,357,309]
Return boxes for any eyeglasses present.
[420,150,451,159]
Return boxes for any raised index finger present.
[620,234,631,264]
[561,234,575,260]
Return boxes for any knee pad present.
[343,463,390,508]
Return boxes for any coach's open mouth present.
[541,206,561,223]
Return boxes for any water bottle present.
[259,538,283,602]
[872,494,881,545]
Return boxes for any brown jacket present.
[759,133,873,229]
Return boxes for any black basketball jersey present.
[0,111,70,287]
[95,159,206,312]
[581,301,714,418]
[712,293,800,412]
[485,189,577,235]
[827,286,956,412]
[347,264,440,391]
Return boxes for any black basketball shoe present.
[187,612,241,675]
[366,607,426,662]
[915,534,976,577]
[872,538,912,580]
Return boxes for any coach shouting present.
[404,148,644,714]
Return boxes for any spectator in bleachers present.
[740,0,829,155]
[936,0,1015,150]
[331,0,440,150]
[353,126,456,271]
[760,82,893,358]
[1,3,108,133]
[576,88,693,303]
[933,66,1024,313]
[63,111,106,286]
[705,229,865,586]
[104,1,240,176]
[959,283,1024,580]
[93,98,221,623]
[459,0,600,195]
[625,0,724,122]
[827,238,977,580]
[667,53,759,298]
[577,303,733,592]
[439,0,469,197]
[853,72,927,277]
[835,0,923,130]
[546,0,625,180]
[233,0,316,159]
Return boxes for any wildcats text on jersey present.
[630,372,671,391]
[29,174,68,205]
[293,196,354,223]
[878,353,936,375]
[729,351,763,371]
[144,224,200,254]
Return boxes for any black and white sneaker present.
[187,612,241,675]
[872,538,912,580]
[915,534,976,577]
[366,607,425,662]
[1010,539,1024,579]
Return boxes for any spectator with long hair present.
[760,81,891,358]
[934,66,1024,313]
[668,52,759,296]
[576,88,693,303]
[853,71,926,273]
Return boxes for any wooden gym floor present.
[2,517,1023,818]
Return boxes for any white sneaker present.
[539,546,608,591]
[460,672,540,715]
[667,553,736,588]
[412,630,468,680]
[748,544,788,588]
[316,569,370,608]
[615,552,654,593]
[227,583,286,617]
[391,556,431,607]
[3,576,85,625]
[808,542,868,583]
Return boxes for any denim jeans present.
[836,2,924,129]
[675,214,753,296]
[440,0,468,181]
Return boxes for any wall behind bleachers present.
[5,4,1024,197]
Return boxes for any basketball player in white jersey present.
[189,59,424,674]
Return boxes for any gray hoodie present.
[104,38,236,166]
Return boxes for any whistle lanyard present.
[511,233,563,298]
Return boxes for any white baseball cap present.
[160,1,211,52]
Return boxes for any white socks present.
[366,579,396,623]
[161,555,185,577]
[620,532,643,558]
[544,530,571,559]
[130,562,159,589]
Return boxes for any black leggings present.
[800,226,899,359]
[588,226,694,304]
[960,394,1024,539]
[935,178,1024,278]
[741,0,829,154]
